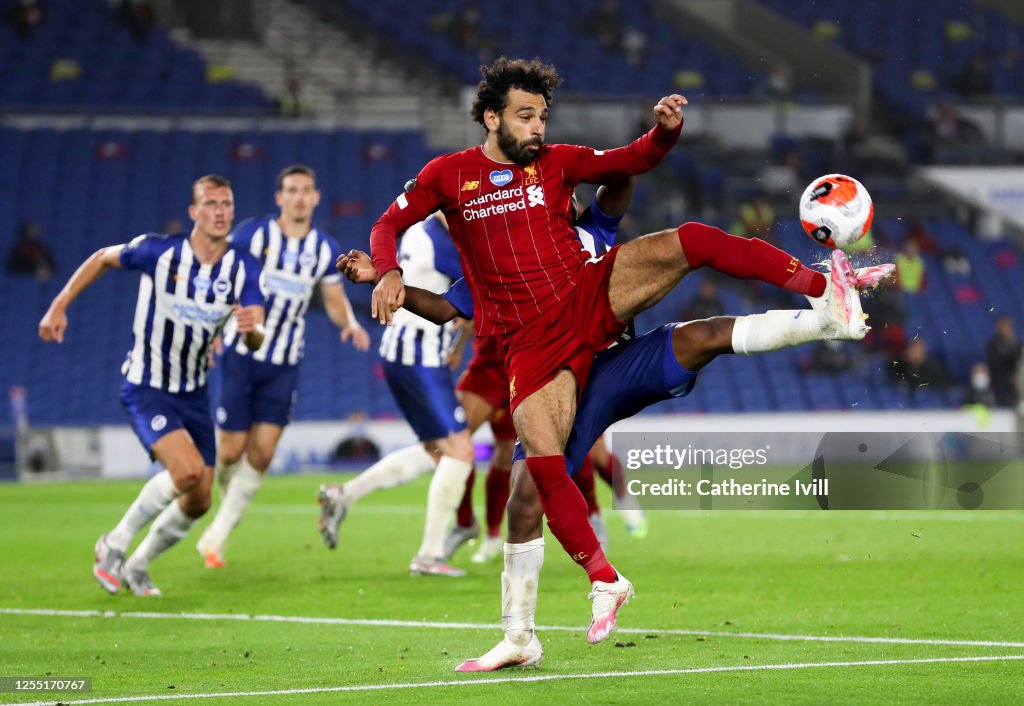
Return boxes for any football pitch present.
[1,474,1022,705]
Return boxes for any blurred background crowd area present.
[3,0,1024,428]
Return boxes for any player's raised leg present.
[318,445,437,544]
[318,444,436,549]
[608,222,831,325]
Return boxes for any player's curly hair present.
[470,57,562,126]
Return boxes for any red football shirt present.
[371,124,680,336]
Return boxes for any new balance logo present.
[461,180,480,191]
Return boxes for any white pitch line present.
[3,608,1024,649]
[5,655,1023,706]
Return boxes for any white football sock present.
[343,445,436,504]
[199,459,262,553]
[731,310,828,354]
[503,538,545,646]
[216,458,241,493]
[126,500,195,570]
[107,470,179,552]
[416,455,473,559]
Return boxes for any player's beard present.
[496,119,541,166]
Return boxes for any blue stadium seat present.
[0,0,267,112]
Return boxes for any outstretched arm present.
[571,95,685,185]
[396,286,460,326]
[39,245,124,343]
[337,248,460,325]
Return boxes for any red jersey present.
[370,125,680,336]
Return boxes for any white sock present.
[416,455,473,559]
[731,310,827,354]
[216,458,241,492]
[107,470,179,551]
[343,445,436,504]
[199,459,262,553]
[126,501,195,570]
[503,538,545,646]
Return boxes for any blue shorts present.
[513,323,697,475]
[120,382,217,467]
[383,361,467,442]
[215,348,299,431]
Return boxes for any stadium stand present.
[336,0,766,98]
[759,0,1024,116]
[0,0,269,112]
[2,2,1022,426]
[1,124,1021,423]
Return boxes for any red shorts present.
[488,405,517,440]
[457,336,517,440]
[504,247,627,414]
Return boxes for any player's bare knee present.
[217,446,243,467]
[171,460,206,491]
[439,431,474,463]
[246,447,274,473]
[216,431,248,466]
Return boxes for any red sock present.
[484,464,511,536]
[678,222,826,297]
[525,455,616,583]
[573,456,600,516]
[456,469,475,528]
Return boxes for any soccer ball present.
[798,174,874,249]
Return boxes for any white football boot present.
[455,633,543,672]
[808,250,870,341]
[587,572,635,644]
[93,533,125,595]
[317,484,349,550]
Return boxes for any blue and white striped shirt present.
[120,232,264,393]
[224,216,343,366]
[380,215,463,368]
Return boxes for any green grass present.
[1,475,1022,705]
